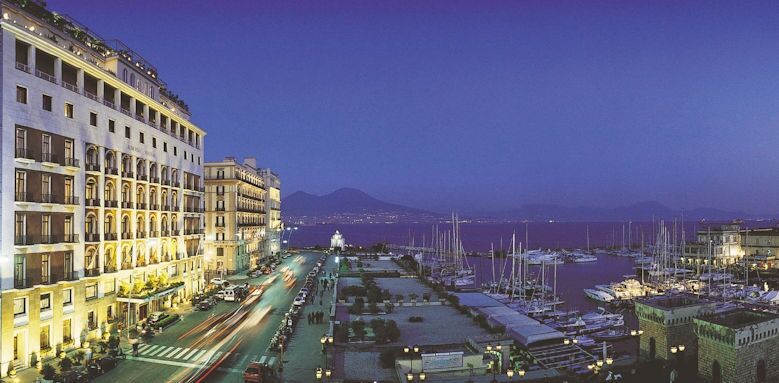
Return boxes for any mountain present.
[493,201,753,222]
[283,187,431,219]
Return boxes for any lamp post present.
[321,334,334,372]
[587,356,614,379]
[404,345,423,381]
[485,343,503,383]
[630,329,644,373]
[670,344,685,381]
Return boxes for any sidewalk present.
[281,257,338,382]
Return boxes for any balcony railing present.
[61,81,79,94]
[106,167,119,175]
[149,231,159,237]
[41,152,58,164]
[59,271,78,282]
[137,174,148,181]
[64,157,79,168]
[105,233,118,241]
[14,235,34,246]
[121,232,132,240]
[104,200,118,208]
[162,205,171,211]
[15,61,31,73]
[121,201,133,209]
[85,233,100,243]
[136,231,146,239]
[151,177,160,184]
[14,278,32,289]
[86,163,101,172]
[40,194,57,204]
[136,203,147,210]
[122,171,134,178]
[63,234,78,243]
[86,198,100,207]
[161,230,171,237]
[35,69,56,83]
[84,268,100,277]
[215,222,225,228]
[104,265,118,273]
[15,148,35,160]
[171,205,179,211]
[103,99,115,109]
[14,192,33,202]
[64,196,79,205]
[150,204,160,210]
[162,179,171,186]
[173,182,181,188]
[84,90,98,102]
[121,107,132,117]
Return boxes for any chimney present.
[243,157,257,169]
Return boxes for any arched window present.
[136,216,145,234]
[121,215,130,234]
[86,146,99,167]
[105,247,116,271]
[105,182,115,201]
[136,246,146,266]
[85,248,97,270]
[105,150,115,170]
[122,69,128,82]
[122,246,132,268]
[122,184,131,202]
[136,186,145,206]
[129,73,135,87]
[85,179,97,200]
[161,216,169,232]
[150,188,157,206]
[85,213,97,234]
[104,214,114,234]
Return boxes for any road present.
[95,251,320,383]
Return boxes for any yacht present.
[584,288,615,303]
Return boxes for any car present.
[293,297,304,306]
[148,311,169,324]
[243,361,265,383]
[197,301,213,311]
[210,277,230,286]
[214,291,226,300]
[88,356,117,377]
[300,288,309,294]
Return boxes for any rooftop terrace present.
[701,309,778,329]
[637,294,711,310]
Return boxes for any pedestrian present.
[320,299,323,306]
[308,313,312,325]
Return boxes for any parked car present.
[198,300,213,311]
[214,290,226,300]
[293,297,304,306]
[148,311,169,324]
[243,361,264,383]
[210,278,229,286]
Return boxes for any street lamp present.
[405,345,423,380]
[630,329,644,373]
[671,344,686,380]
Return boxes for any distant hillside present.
[494,201,752,222]
[283,187,430,218]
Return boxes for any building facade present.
[0,0,205,375]
[634,295,716,363]
[260,168,281,260]
[682,224,745,270]
[204,157,266,275]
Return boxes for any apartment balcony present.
[149,231,160,238]
[104,265,118,273]
[171,205,180,211]
[104,199,119,208]
[64,157,79,168]
[14,278,32,289]
[137,174,148,182]
[41,152,58,164]
[150,204,160,210]
[162,204,171,211]
[136,202,148,210]
[121,201,133,209]
[214,207,226,212]
[121,262,133,270]
[84,268,100,277]
[64,196,79,205]
[103,99,115,109]
[173,181,181,188]
[86,198,101,207]
[14,192,34,202]
[120,107,132,117]
[86,163,101,172]
[151,177,160,184]
[122,171,134,178]
[14,235,35,246]
[215,222,226,228]
[105,233,118,241]
[62,234,79,243]
[40,194,57,204]
[136,231,147,239]
[106,167,119,175]
[61,81,80,94]
[14,148,35,161]
[35,69,56,84]
[184,229,204,235]
[85,233,100,243]
[121,232,132,240]
[162,179,171,186]
[135,114,145,123]
[84,90,99,102]
[161,230,171,237]
[58,271,79,282]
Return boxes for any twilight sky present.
[49,1,779,213]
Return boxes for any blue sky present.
[48,1,779,213]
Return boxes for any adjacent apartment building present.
[204,157,267,275]
[1,0,205,375]
[260,168,282,259]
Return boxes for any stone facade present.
[634,295,716,362]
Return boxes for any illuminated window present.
[13,297,26,316]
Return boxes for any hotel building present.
[260,168,281,260]
[204,157,266,275]
[0,0,205,374]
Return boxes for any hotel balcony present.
[136,231,147,239]
[104,199,119,208]
[122,171,134,178]
[85,233,100,243]
[162,204,171,211]
[106,167,119,176]
[151,177,160,184]
[84,268,101,277]
[14,192,34,202]
[63,157,80,168]
[150,204,160,210]
[64,196,80,205]
[104,265,118,273]
[41,152,58,164]
[136,202,148,210]
[149,231,160,238]
[86,198,101,207]
[86,162,101,172]
[161,230,171,237]
[121,201,133,209]
[162,179,171,186]
[14,148,35,161]
[137,174,148,182]
[105,232,118,241]
[121,232,132,240]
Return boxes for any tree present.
[409,293,419,302]
[41,364,56,380]
[368,303,379,315]
[350,297,365,315]
[59,356,73,371]
[395,294,404,302]
[132,279,145,294]
[158,272,170,287]
[371,319,387,344]
[384,302,395,314]
[351,320,366,341]
[385,320,401,342]
[74,350,85,365]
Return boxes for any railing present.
[61,81,80,94]
[135,115,145,123]
[41,152,58,163]
[151,177,160,184]
[86,198,100,207]
[149,231,160,237]
[40,194,57,203]
[136,231,146,239]
[103,99,115,109]
[173,182,181,187]
[85,233,100,242]
[86,163,101,172]
[104,233,118,241]
[214,207,226,212]
[35,69,56,83]
[122,171,134,178]
[137,174,148,181]
[136,202,147,210]
[161,230,171,237]
[14,235,34,245]
[171,205,179,211]
[60,271,79,282]
[215,222,225,228]
[121,201,133,209]
[121,232,132,240]
[15,148,35,160]
[104,265,118,273]
[162,179,171,186]
[162,205,171,211]
[64,196,79,205]
[15,61,31,73]
[106,167,119,175]
[84,90,99,102]
[14,279,32,289]
[150,204,160,210]
[63,157,79,168]
[14,192,33,202]
[120,107,132,117]
[84,268,100,277]
[63,234,79,243]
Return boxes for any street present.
[95,251,321,383]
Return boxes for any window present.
[152,137,157,148]
[63,288,73,305]
[64,103,74,118]
[41,253,50,283]
[140,132,144,144]
[109,119,115,133]
[184,151,187,160]
[85,283,98,300]
[40,324,50,350]
[87,311,96,330]
[16,86,27,104]
[174,147,177,156]
[63,319,72,342]
[163,142,167,152]
[217,247,224,257]
[13,297,26,316]
[40,293,51,311]
[42,94,52,111]
[107,305,114,321]
[125,126,130,138]
[90,112,97,126]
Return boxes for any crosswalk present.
[133,343,250,367]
